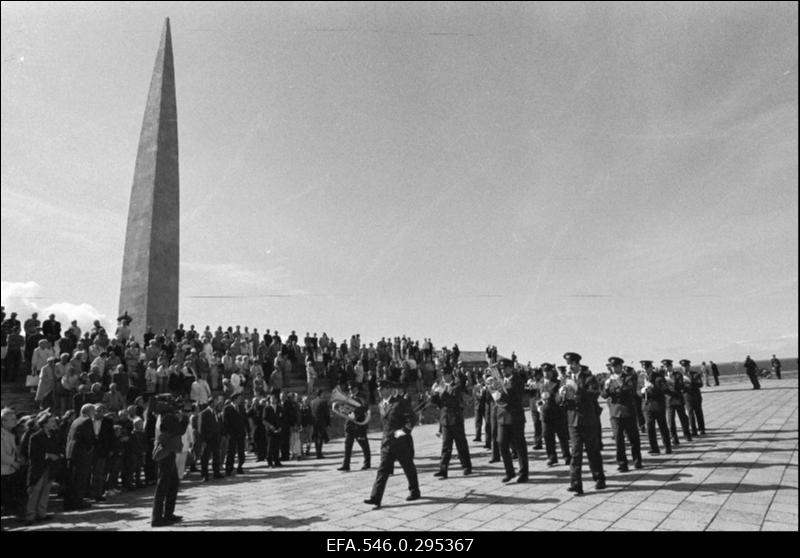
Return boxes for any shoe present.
[516,475,529,483]
[165,515,183,523]
[363,498,381,508]
[648,450,660,456]
[489,458,500,463]
[502,475,514,483]
[406,492,421,502]
[338,466,350,471]
[617,464,629,473]
[433,470,447,478]
[274,463,283,467]
[533,444,543,450]
[361,465,371,470]
[213,473,224,479]
[567,485,584,495]
[151,519,170,528]
[463,467,472,476]
[484,445,492,450]
[595,479,607,490]
[634,461,643,469]
[547,459,557,467]
[665,448,673,454]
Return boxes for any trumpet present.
[331,387,369,425]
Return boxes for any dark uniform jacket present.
[66,416,95,461]
[563,370,601,429]
[262,404,282,433]
[686,370,704,400]
[494,372,526,426]
[541,379,565,421]
[379,396,416,444]
[154,412,188,460]
[344,395,370,434]
[666,372,687,407]
[430,380,466,426]
[93,415,116,458]
[601,371,637,418]
[643,375,668,414]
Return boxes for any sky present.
[1,1,797,368]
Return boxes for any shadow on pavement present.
[178,514,327,529]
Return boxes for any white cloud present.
[1,280,109,330]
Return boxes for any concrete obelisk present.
[119,18,179,342]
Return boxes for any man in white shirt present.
[191,375,212,407]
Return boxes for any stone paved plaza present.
[3,376,797,532]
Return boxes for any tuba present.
[331,387,369,425]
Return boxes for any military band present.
[430,368,472,479]
[539,363,571,467]
[663,359,693,446]
[680,360,706,437]
[601,357,642,472]
[640,360,672,455]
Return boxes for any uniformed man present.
[363,380,420,509]
[680,359,706,436]
[709,361,720,386]
[560,352,605,495]
[151,394,188,527]
[743,355,761,390]
[540,363,571,467]
[431,368,472,479]
[490,359,529,483]
[337,384,371,471]
[662,359,692,446]
[640,360,671,455]
[601,357,642,471]
[483,369,500,462]
[525,367,544,450]
[472,377,486,443]
[632,366,647,433]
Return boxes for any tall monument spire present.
[119,18,179,342]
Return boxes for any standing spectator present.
[4,326,25,382]
[310,390,330,459]
[1,408,25,520]
[190,373,212,407]
[31,339,56,379]
[25,412,61,524]
[223,394,246,475]
[90,404,115,501]
[35,356,58,410]
[305,356,317,395]
[771,355,782,380]
[700,361,710,387]
[198,397,223,481]
[709,361,720,386]
[64,404,96,510]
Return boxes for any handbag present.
[25,374,39,388]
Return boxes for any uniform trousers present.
[151,455,178,523]
[644,409,671,453]
[439,422,472,472]
[498,422,528,478]
[568,424,604,489]
[343,430,371,468]
[609,415,642,466]
[542,415,571,463]
[369,436,419,505]
[685,395,706,435]
[667,405,692,443]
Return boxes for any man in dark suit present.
[309,390,330,459]
[151,394,188,527]
[491,359,529,483]
[709,361,720,386]
[198,397,223,481]
[561,352,606,495]
[263,392,283,467]
[90,403,115,501]
[223,393,246,475]
[364,380,420,509]
[431,369,472,479]
[601,357,642,472]
[65,403,96,510]
[640,360,672,455]
[25,412,61,523]
[770,355,782,380]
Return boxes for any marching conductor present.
[151,394,188,527]
[364,380,421,509]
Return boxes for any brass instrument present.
[331,386,370,425]
[484,365,506,399]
